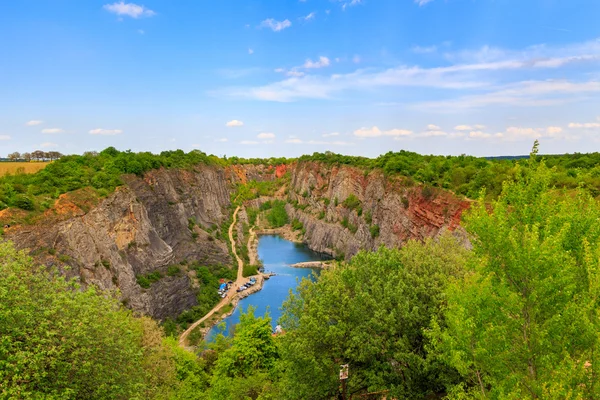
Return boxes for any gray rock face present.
[9,166,236,320]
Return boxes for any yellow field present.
[0,162,50,176]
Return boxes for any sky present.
[1,0,600,158]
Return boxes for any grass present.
[0,162,50,175]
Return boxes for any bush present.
[266,200,289,228]
[401,196,409,208]
[167,265,180,276]
[364,210,372,224]
[291,218,303,231]
[318,211,325,220]
[370,224,380,238]
[136,271,163,289]
[14,194,34,210]
[342,194,361,210]
[243,264,259,277]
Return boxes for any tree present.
[207,307,279,400]
[32,150,44,161]
[277,234,469,399]
[22,152,31,162]
[7,152,20,161]
[430,149,600,398]
[0,241,179,399]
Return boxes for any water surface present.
[207,235,325,340]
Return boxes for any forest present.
[2,144,600,398]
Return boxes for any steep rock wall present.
[286,162,470,259]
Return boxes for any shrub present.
[243,264,259,277]
[370,224,380,238]
[266,200,289,228]
[14,194,34,211]
[401,196,409,209]
[342,194,361,210]
[136,271,162,289]
[291,218,303,231]
[167,265,180,277]
[318,211,325,220]
[364,210,372,224]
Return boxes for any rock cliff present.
[285,161,470,259]
[5,160,468,320]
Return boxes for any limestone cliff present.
[285,161,470,259]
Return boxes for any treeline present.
[5,150,64,162]
[299,150,600,198]
[0,147,228,213]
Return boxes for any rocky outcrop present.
[6,165,257,320]
[286,162,470,259]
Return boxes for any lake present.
[207,234,325,340]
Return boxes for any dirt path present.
[179,205,245,347]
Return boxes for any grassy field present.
[0,162,50,176]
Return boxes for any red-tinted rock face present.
[275,164,288,178]
[286,161,471,259]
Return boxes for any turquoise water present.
[207,235,325,340]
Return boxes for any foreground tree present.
[430,145,600,398]
[0,241,179,399]
[7,152,21,161]
[277,234,469,399]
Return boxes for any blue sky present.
[1,0,600,158]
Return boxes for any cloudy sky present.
[1,0,600,158]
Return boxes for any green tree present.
[0,241,178,399]
[207,308,279,400]
[277,234,468,399]
[430,151,600,398]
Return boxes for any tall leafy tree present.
[277,234,468,399]
[0,241,178,399]
[430,145,600,398]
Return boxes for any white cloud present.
[340,0,363,10]
[259,19,292,32]
[455,125,473,131]
[257,132,275,139]
[427,124,441,131]
[41,128,64,134]
[302,12,316,21]
[248,48,254,55]
[0,135,11,141]
[546,126,564,135]
[412,45,437,54]
[322,132,340,137]
[415,0,434,5]
[416,80,600,112]
[103,2,156,18]
[286,70,305,77]
[26,120,43,126]
[226,120,244,127]
[421,124,447,137]
[303,56,330,69]
[214,138,229,142]
[568,122,600,128]
[354,126,412,138]
[89,128,122,135]
[40,142,58,148]
[285,138,354,146]
[240,140,260,145]
[352,55,361,64]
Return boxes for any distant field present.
[0,162,50,176]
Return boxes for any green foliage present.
[14,194,34,210]
[364,210,372,224]
[278,235,468,399]
[317,210,325,220]
[323,197,330,206]
[341,193,361,210]
[401,196,409,208]
[340,217,357,233]
[291,218,303,231]
[0,241,179,399]
[265,200,289,228]
[370,224,380,238]
[246,207,258,226]
[167,265,181,277]
[243,264,260,277]
[333,197,338,206]
[430,153,600,398]
[259,200,273,211]
[176,264,236,328]
[136,271,163,289]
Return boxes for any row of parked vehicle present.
[218,281,234,298]
[236,277,257,292]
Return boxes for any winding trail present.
[179,206,245,347]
